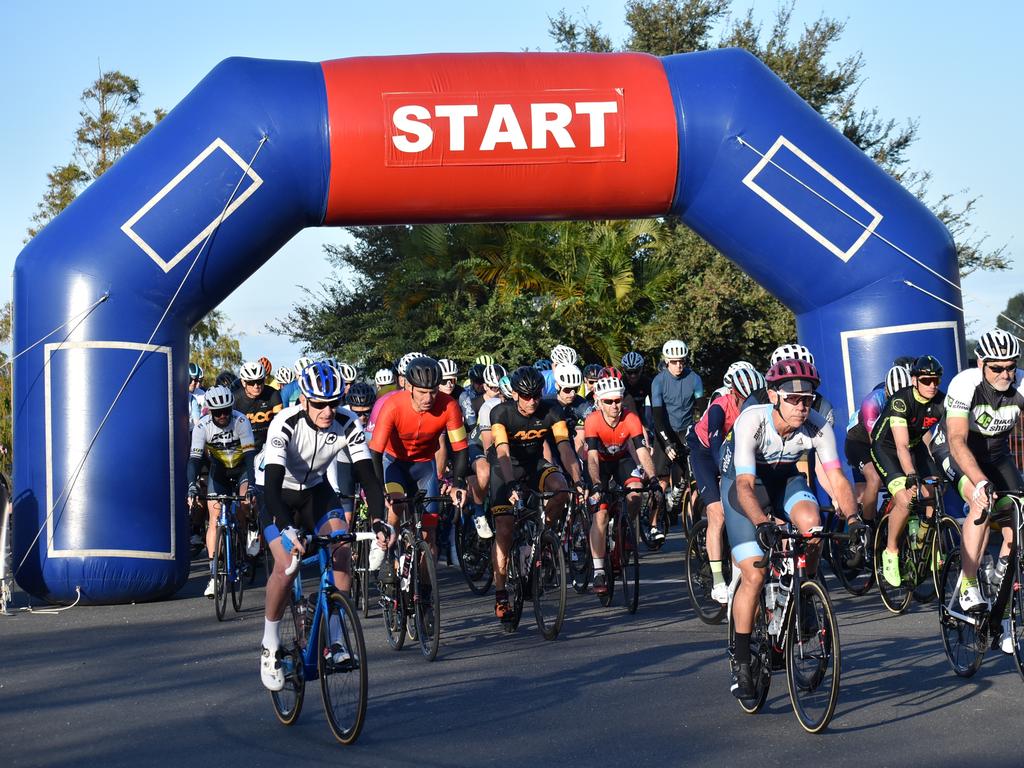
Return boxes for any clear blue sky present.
[1,1,1020,369]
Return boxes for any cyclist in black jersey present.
[235,360,284,451]
[488,366,584,622]
[620,351,652,428]
[869,355,945,588]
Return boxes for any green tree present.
[189,310,243,381]
[996,293,1024,338]
[28,70,165,238]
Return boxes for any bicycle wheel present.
[938,548,985,677]
[873,514,912,614]
[568,505,592,593]
[231,525,246,612]
[930,515,962,600]
[505,540,524,633]
[728,599,771,714]
[1008,552,1024,683]
[319,591,368,745]
[532,529,567,640]
[685,518,727,624]
[684,486,704,539]
[458,516,494,596]
[620,516,640,614]
[356,538,371,619]
[599,521,616,608]
[380,556,407,651]
[213,526,228,621]
[785,578,841,733]
[638,492,657,550]
[413,539,441,661]
[829,518,875,597]
[270,587,306,725]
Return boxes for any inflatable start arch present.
[13,50,961,604]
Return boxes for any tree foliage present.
[189,310,243,381]
[997,293,1024,340]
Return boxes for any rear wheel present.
[873,515,913,614]
[829,516,875,597]
[413,539,441,661]
[213,527,228,621]
[270,587,306,726]
[785,579,840,733]
[685,518,728,624]
[938,548,985,677]
[1008,552,1024,683]
[568,505,592,593]
[319,591,368,745]
[381,552,407,651]
[532,529,567,639]
[457,514,493,596]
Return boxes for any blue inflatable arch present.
[12,50,961,604]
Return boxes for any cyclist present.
[650,339,704,540]
[459,363,488,433]
[438,358,463,402]
[258,356,276,389]
[545,363,589,454]
[582,363,603,401]
[545,344,578,395]
[870,355,945,588]
[845,365,912,521]
[188,362,206,429]
[722,359,858,699]
[620,351,653,428]
[930,329,1024,624]
[464,364,507,539]
[327,381,378,523]
[276,365,298,408]
[281,357,313,407]
[686,365,765,604]
[258,361,387,691]
[488,366,584,622]
[235,361,284,451]
[375,367,397,395]
[187,385,257,598]
[584,375,660,595]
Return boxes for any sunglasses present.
[440,379,456,386]
[601,398,623,405]
[351,409,371,419]
[211,408,232,418]
[916,376,940,386]
[666,359,685,365]
[518,393,538,402]
[780,393,814,408]
[243,378,265,385]
[307,398,340,410]
[986,363,1017,374]
[560,387,577,394]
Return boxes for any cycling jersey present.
[476,396,503,439]
[365,388,399,439]
[583,410,646,463]
[234,385,283,451]
[188,390,206,430]
[651,367,704,434]
[458,386,486,430]
[187,410,256,486]
[369,390,467,462]
[489,400,570,467]
[870,386,944,451]
[723,404,840,479]
[846,386,886,444]
[693,392,741,464]
[279,380,300,408]
[943,367,1024,459]
[543,394,590,436]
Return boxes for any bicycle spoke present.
[319,591,368,744]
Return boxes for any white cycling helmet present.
[275,365,295,384]
[732,367,766,399]
[550,344,578,367]
[554,363,583,389]
[884,365,913,397]
[594,376,625,401]
[498,374,514,399]
[204,385,234,410]
[397,352,423,377]
[483,363,507,388]
[293,356,313,377]
[976,328,1021,361]
[239,360,266,382]
[723,360,755,387]
[375,368,395,386]
[438,358,459,380]
[770,343,815,366]
[338,362,358,383]
[662,339,689,360]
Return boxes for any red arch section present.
[322,52,679,224]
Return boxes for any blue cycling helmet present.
[534,358,552,371]
[298,361,343,401]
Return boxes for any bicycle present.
[208,493,249,621]
[593,479,641,614]
[559,490,592,594]
[685,513,731,624]
[348,493,372,619]
[454,502,493,596]
[727,523,850,734]
[872,476,962,614]
[939,491,1024,680]
[377,491,444,661]
[822,504,875,597]
[273,528,375,745]
[504,488,567,639]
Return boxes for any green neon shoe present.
[882,549,901,588]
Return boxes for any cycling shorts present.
[653,433,688,479]
[382,453,440,518]
[468,443,487,465]
[870,441,939,496]
[686,430,721,506]
[843,437,873,483]
[929,440,1023,501]
[722,467,817,564]
[207,471,248,498]
[260,481,344,544]
[490,460,562,516]
[597,456,645,491]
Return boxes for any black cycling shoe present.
[379,560,397,586]
[731,662,755,700]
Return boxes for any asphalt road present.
[3,530,1023,768]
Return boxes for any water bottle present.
[399,553,410,591]
[777,573,792,614]
[907,518,920,550]
[980,553,996,598]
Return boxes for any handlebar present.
[973,489,1024,527]
[206,494,249,502]
[753,527,852,569]
[283,529,377,575]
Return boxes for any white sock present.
[593,558,605,571]
[263,619,280,652]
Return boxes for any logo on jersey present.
[976,411,993,429]
[325,433,338,445]
[513,428,548,441]
[271,436,286,449]
[892,398,907,414]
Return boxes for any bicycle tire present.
[381,556,407,651]
[728,599,771,713]
[505,537,525,633]
[929,515,962,601]
[532,529,567,639]
[413,539,441,661]
[785,578,841,733]
[213,526,228,621]
[270,586,306,726]
[683,484,704,539]
[458,515,494,596]
[230,525,246,612]
[938,548,985,677]
[685,518,727,624]
[568,504,592,594]
[319,590,368,745]
[873,514,913,614]
[357,538,371,619]
[620,515,640,614]
[599,518,616,608]
[638,492,656,549]
[1009,550,1024,683]
[829,516,875,597]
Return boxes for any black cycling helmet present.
[405,356,443,390]
[510,366,545,397]
[215,371,239,390]
[892,355,916,368]
[345,381,377,408]
[467,363,486,384]
[910,355,943,377]
[582,363,604,381]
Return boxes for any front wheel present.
[270,587,306,726]
[380,561,407,651]
[319,591,368,745]
[829,517,875,597]
[231,525,246,612]
[213,526,228,621]
[413,539,441,661]
[785,578,841,734]
[457,514,494,596]
[938,548,985,677]
[729,598,771,714]
[567,505,592,594]
[1008,552,1024,683]
[532,529,567,640]
[873,514,912,614]
[620,515,640,614]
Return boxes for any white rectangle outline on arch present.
[120,137,264,274]
[840,321,961,414]
[742,135,882,263]
[45,341,175,560]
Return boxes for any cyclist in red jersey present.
[584,376,659,595]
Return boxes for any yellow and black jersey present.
[870,386,945,451]
[488,400,570,467]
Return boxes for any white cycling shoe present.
[246,530,261,557]
[260,646,284,691]
[711,582,729,605]
[204,578,216,598]
[1001,619,1015,655]
[959,584,986,612]
[330,642,351,665]
[474,514,494,540]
